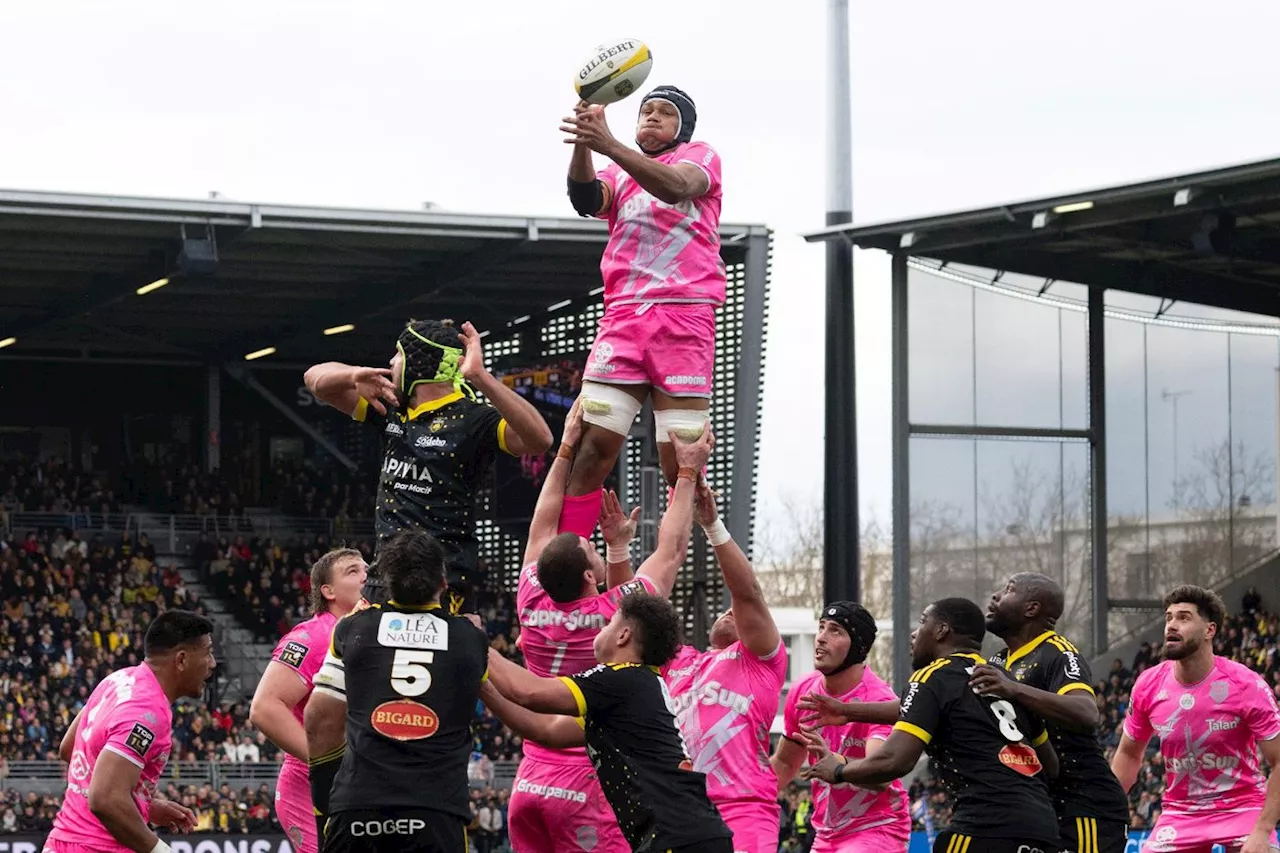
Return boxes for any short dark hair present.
[536,533,591,604]
[932,597,986,648]
[309,549,362,615]
[1164,584,1227,631]
[144,611,214,657]
[619,593,681,667]
[380,531,447,606]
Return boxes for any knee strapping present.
[654,408,709,443]
[579,382,643,437]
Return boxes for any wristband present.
[833,754,849,784]
[606,543,631,564]
[557,443,576,462]
[676,467,698,484]
[701,519,730,547]
[151,841,174,853]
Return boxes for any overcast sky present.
[5,0,1280,545]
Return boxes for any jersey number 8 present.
[391,650,435,697]
[986,698,1024,742]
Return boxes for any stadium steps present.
[167,560,275,701]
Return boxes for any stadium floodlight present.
[1051,200,1095,214]
[323,324,355,336]
[1174,188,1196,207]
[136,277,170,296]
[899,231,920,249]
[0,337,14,349]
[244,346,276,361]
[1031,211,1053,229]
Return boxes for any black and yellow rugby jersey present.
[896,653,1059,842]
[318,601,489,819]
[988,631,1129,824]
[559,662,733,852]
[353,391,513,574]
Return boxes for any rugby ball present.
[575,39,653,105]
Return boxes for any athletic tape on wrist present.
[606,544,631,564]
[151,840,174,853]
[702,519,731,547]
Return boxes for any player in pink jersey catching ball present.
[46,610,216,853]
[663,481,788,853]
[558,85,725,542]
[508,399,714,853]
[1112,585,1280,853]
[249,549,368,853]
[771,602,912,852]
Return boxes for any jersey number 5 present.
[987,698,1024,742]
[391,650,434,697]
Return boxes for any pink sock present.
[558,489,604,538]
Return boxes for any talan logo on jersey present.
[1206,717,1239,732]
[520,606,607,632]
[279,640,308,669]
[378,611,450,650]
[125,722,156,758]
[997,743,1042,777]
[415,434,447,449]
[370,699,440,740]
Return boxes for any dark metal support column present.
[891,253,911,691]
[206,365,221,474]
[727,231,770,567]
[1088,287,1109,656]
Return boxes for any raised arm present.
[635,427,715,597]
[599,489,639,589]
[796,694,900,728]
[523,400,584,565]
[303,362,398,418]
[485,648,581,716]
[478,681,586,750]
[566,116,613,218]
[459,322,554,456]
[694,482,779,658]
[561,106,708,206]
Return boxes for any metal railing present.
[2,758,520,790]
[7,511,375,553]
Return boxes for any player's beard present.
[1164,632,1201,660]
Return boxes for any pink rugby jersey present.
[271,611,337,780]
[1124,656,1280,849]
[782,668,912,844]
[664,639,788,808]
[49,664,174,853]
[596,141,726,308]
[517,563,656,761]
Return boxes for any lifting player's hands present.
[670,423,715,472]
[600,489,640,549]
[350,366,398,415]
[457,322,490,384]
[795,726,847,785]
[693,480,722,528]
[561,101,620,155]
[968,664,1021,701]
[148,798,197,833]
[797,693,857,728]
[562,396,585,449]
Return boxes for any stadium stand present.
[0,458,529,845]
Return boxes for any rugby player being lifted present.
[304,318,553,613]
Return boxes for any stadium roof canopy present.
[803,156,1280,318]
[0,188,768,367]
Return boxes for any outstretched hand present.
[351,367,397,415]
[561,103,620,156]
[670,424,714,471]
[458,322,488,383]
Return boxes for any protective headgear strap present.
[396,325,476,401]
[821,601,878,674]
[636,85,697,155]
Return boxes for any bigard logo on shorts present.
[997,743,1042,777]
[371,699,440,740]
[125,722,156,758]
[279,641,308,669]
[378,611,450,650]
